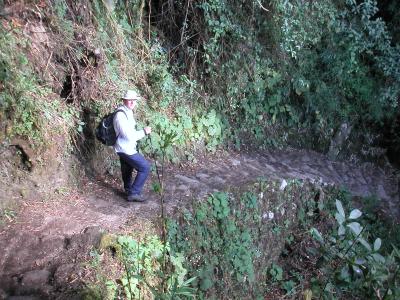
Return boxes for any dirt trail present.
[0,149,399,298]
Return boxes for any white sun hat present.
[122,90,141,100]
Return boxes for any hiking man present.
[113,90,152,202]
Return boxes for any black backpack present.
[95,109,127,146]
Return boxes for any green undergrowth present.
[0,26,80,152]
[167,179,319,299]
[84,233,196,300]
[0,207,17,227]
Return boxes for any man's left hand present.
[144,127,152,135]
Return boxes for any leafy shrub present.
[167,180,319,299]
[168,192,258,297]
[310,200,400,299]
[94,234,196,300]
[193,0,400,151]
[117,235,196,299]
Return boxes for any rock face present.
[328,122,352,160]
[0,149,398,298]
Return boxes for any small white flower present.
[280,179,287,191]
[262,211,275,220]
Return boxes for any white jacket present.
[113,105,145,155]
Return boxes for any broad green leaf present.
[373,238,382,251]
[392,245,400,258]
[181,276,197,286]
[347,222,362,235]
[349,209,362,219]
[132,274,145,280]
[200,278,213,291]
[338,225,346,236]
[310,228,324,243]
[335,200,345,218]
[328,236,337,243]
[355,258,366,265]
[324,282,334,292]
[340,266,350,281]
[121,277,128,285]
[358,237,372,251]
[335,212,345,225]
[371,253,385,263]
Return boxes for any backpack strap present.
[113,109,128,140]
[114,108,128,119]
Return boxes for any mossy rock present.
[98,233,122,258]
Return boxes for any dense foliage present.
[1,0,399,159]
[193,0,399,152]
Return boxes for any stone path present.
[0,149,399,297]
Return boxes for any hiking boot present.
[127,194,146,202]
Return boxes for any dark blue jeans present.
[117,152,150,196]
